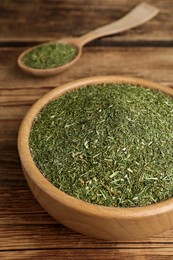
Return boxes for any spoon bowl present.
[17,3,159,77]
[17,38,82,77]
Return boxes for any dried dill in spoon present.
[30,83,173,208]
[22,42,78,69]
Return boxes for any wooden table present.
[1,0,173,259]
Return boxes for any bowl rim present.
[18,75,173,219]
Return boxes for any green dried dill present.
[29,83,173,208]
[22,43,78,69]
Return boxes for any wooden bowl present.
[18,76,173,241]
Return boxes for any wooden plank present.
[0,248,173,259]
[1,185,173,249]
[1,220,173,250]
[2,182,173,246]
[1,46,173,120]
[0,0,172,44]
[0,47,173,92]
[0,188,43,213]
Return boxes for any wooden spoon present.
[17,3,159,77]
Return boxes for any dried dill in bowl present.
[29,83,173,208]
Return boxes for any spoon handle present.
[77,3,159,47]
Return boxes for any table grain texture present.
[1,0,173,259]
